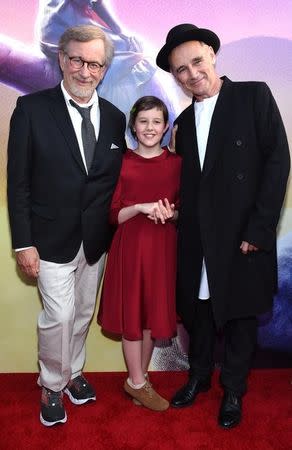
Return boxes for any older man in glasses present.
[7,25,126,426]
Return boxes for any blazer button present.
[236,139,242,147]
[237,173,244,181]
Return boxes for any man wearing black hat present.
[156,24,290,428]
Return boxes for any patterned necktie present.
[70,100,96,170]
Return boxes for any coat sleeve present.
[243,83,290,251]
[7,97,34,249]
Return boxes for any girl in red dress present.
[98,96,181,411]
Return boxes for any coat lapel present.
[201,77,233,179]
[48,85,87,174]
[182,102,201,174]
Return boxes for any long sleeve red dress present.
[98,149,181,340]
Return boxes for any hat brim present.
[156,28,220,72]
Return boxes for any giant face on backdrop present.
[156,23,290,429]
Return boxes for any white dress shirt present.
[194,93,219,300]
[61,81,100,174]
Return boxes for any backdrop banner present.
[0,0,291,372]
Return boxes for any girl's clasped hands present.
[136,197,176,224]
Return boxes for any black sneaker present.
[64,375,96,405]
[40,387,67,427]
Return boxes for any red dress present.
[98,149,182,340]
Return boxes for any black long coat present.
[175,77,290,329]
[7,85,126,264]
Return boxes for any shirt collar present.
[61,80,99,108]
[194,92,219,111]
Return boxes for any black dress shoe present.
[171,377,211,408]
[218,391,242,429]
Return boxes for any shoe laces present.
[143,381,153,398]
[42,388,63,407]
[69,376,87,392]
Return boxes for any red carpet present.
[2,370,292,450]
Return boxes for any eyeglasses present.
[64,53,105,73]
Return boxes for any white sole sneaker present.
[40,412,67,427]
[64,388,96,405]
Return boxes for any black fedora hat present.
[156,23,220,72]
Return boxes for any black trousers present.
[188,299,258,396]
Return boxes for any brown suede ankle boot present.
[124,380,169,411]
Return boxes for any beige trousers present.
[37,244,105,391]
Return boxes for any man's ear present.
[209,46,216,65]
[99,66,107,81]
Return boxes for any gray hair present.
[58,25,114,66]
